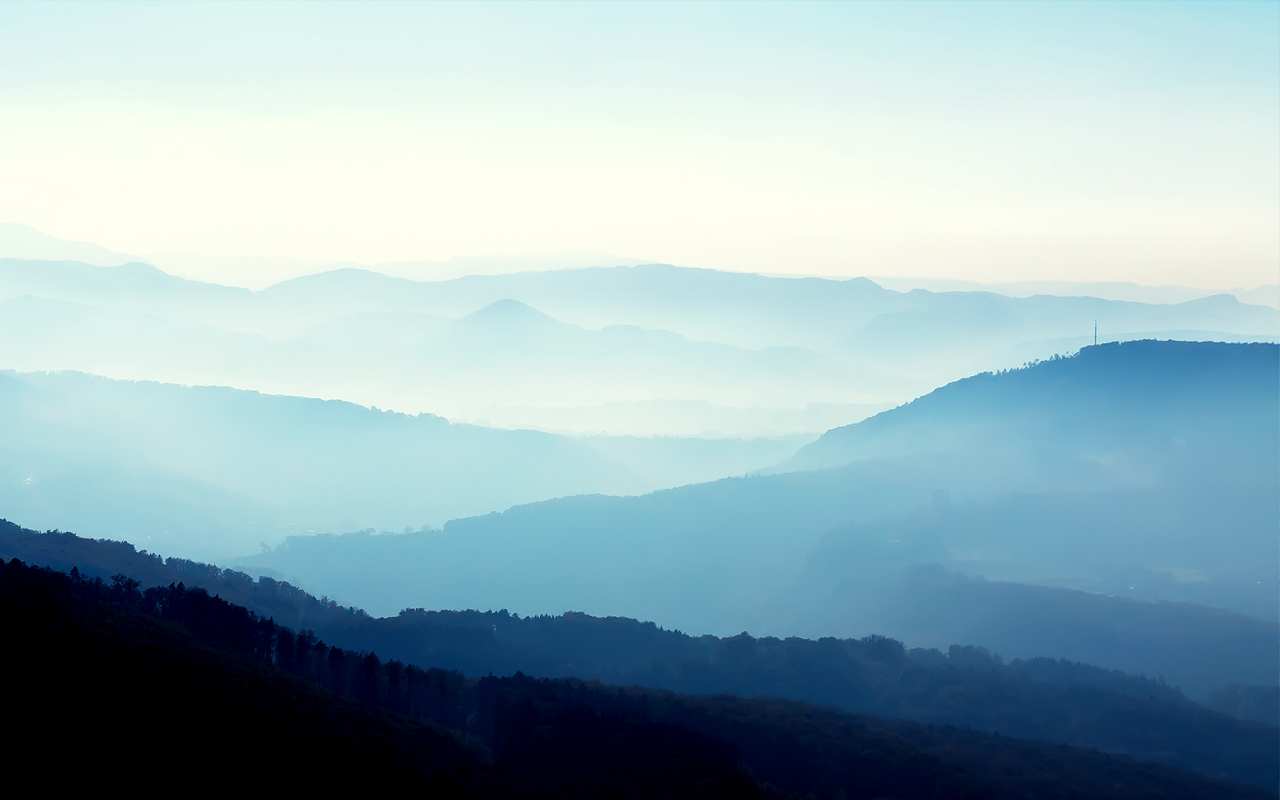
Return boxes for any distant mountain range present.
[873,275,1280,310]
[1,258,1275,437]
[8,221,1273,307]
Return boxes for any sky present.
[0,1,1276,289]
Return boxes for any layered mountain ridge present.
[2,258,1274,436]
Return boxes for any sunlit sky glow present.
[1,1,1276,288]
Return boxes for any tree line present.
[3,555,1274,800]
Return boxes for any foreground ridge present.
[2,522,1277,793]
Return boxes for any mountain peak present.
[460,298,558,325]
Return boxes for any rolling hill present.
[228,342,1278,691]
[0,370,646,560]
[778,339,1278,475]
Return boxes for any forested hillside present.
[3,555,1273,798]
[6,521,1275,788]
[1,557,484,793]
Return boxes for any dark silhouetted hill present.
[1,559,485,793]
[5,521,1275,788]
[4,555,1274,798]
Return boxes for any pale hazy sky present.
[1,1,1276,288]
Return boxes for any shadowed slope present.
[4,521,1276,788]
